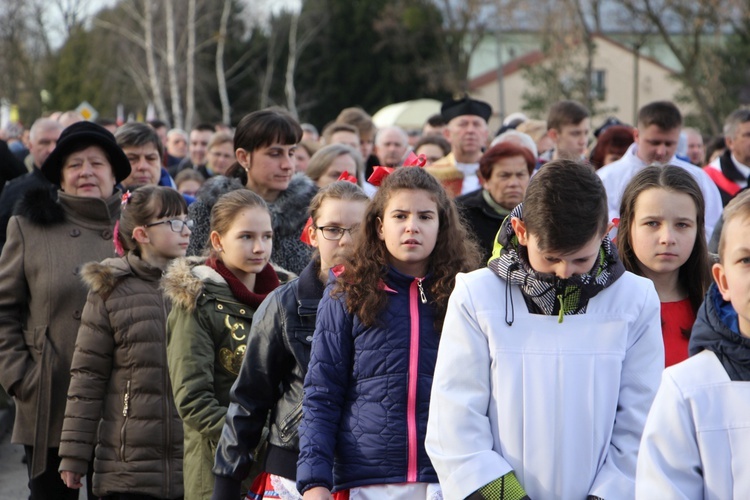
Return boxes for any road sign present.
[75,101,99,121]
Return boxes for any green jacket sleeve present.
[167,304,227,443]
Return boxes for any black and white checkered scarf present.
[487,204,624,325]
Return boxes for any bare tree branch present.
[216,0,231,125]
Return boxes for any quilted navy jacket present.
[296,266,440,493]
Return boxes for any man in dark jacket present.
[0,118,63,251]
[703,108,750,206]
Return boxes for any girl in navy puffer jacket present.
[296,166,481,500]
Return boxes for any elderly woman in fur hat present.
[0,121,130,500]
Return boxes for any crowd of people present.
[0,94,748,500]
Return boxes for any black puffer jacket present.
[187,174,317,275]
[212,259,324,499]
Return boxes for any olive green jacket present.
[164,257,291,500]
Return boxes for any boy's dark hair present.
[193,122,216,133]
[719,189,750,260]
[637,101,682,131]
[425,113,446,128]
[523,159,608,253]
[414,135,451,157]
[148,119,169,129]
[546,100,590,131]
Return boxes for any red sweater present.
[660,298,696,367]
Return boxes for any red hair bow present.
[337,171,358,184]
[367,152,426,187]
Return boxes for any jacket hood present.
[162,256,225,312]
[689,284,750,381]
[80,254,163,297]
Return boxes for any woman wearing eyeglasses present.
[211,181,369,500]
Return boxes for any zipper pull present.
[417,279,427,304]
[123,381,130,417]
[557,294,564,323]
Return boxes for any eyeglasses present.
[315,225,358,241]
[144,219,194,232]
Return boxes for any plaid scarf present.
[487,204,624,323]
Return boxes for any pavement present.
[0,405,88,499]
[0,405,27,500]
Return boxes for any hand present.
[60,470,84,489]
[303,486,333,500]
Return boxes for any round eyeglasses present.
[315,225,358,241]
[144,219,195,232]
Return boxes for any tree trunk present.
[185,0,196,129]
[216,0,231,125]
[260,26,277,109]
[285,12,299,118]
[165,0,183,129]
[143,0,168,122]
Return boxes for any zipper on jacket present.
[406,279,422,482]
[416,278,427,304]
[120,379,131,462]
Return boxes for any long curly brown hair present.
[335,167,481,329]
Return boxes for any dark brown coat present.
[58,253,183,498]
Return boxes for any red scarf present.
[207,258,280,308]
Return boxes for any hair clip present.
[113,220,125,256]
[367,152,426,187]
[121,190,132,207]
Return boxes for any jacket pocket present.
[119,379,131,462]
[15,325,48,400]
[278,401,303,443]
[293,327,315,346]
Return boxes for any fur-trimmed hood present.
[80,254,163,298]
[162,256,226,313]
[162,256,296,313]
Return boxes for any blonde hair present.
[516,119,548,143]
[719,190,750,260]
[305,144,363,184]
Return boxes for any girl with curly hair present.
[296,166,481,500]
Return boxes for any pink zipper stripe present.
[406,279,420,482]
